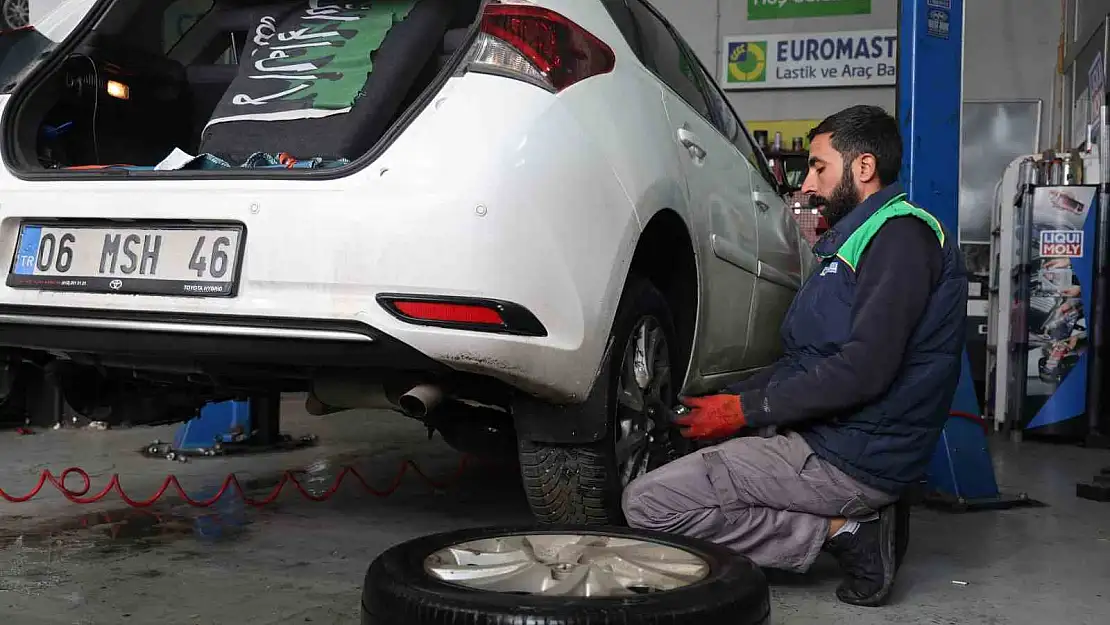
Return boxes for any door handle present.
[677,128,707,160]
[755,200,771,213]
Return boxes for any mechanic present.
[622,105,968,607]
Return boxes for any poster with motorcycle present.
[1020,185,1098,434]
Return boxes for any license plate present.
[7,222,245,297]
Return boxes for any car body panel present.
[0,72,642,402]
[0,0,812,408]
[659,86,759,375]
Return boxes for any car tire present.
[361,525,770,625]
[518,275,687,525]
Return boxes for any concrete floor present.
[0,398,1107,624]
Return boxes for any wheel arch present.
[626,208,700,386]
[512,206,701,446]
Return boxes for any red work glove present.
[674,394,747,439]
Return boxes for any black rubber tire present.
[361,525,770,625]
[518,275,682,525]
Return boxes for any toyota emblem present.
[109,279,123,291]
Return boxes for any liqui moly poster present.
[1022,185,1098,432]
[1039,230,1083,257]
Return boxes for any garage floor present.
[0,398,1107,624]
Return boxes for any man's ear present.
[855,153,878,184]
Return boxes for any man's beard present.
[810,169,861,228]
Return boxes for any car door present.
[625,0,760,378]
[746,162,808,366]
[691,75,807,368]
[675,37,810,371]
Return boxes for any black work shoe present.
[894,498,911,571]
[823,505,897,607]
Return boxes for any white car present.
[0,0,813,523]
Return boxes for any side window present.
[681,40,777,185]
[626,0,711,121]
[733,121,779,187]
[600,0,644,61]
[706,80,761,170]
[687,53,740,144]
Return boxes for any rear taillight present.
[467,2,616,92]
[377,294,548,336]
[394,301,505,325]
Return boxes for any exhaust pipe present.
[310,376,404,412]
[309,375,446,419]
[398,384,443,419]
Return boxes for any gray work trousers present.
[622,430,897,573]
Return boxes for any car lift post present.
[898,0,1034,511]
[250,392,282,447]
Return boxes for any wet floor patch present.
[0,446,500,611]
[0,493,258,595]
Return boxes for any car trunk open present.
[1,0,481,178]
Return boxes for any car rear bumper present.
[0,75,640,402]
[0,304,448,374]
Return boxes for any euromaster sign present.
[748,0,871,21]
[721,30,897,90]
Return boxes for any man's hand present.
[674,394,747,439]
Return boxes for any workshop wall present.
[962,0,1062,150]
[650,0,1061,149]
[1076,0,1110,42]
[1062,0,1110,151]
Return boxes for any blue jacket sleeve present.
[737,217,944,428]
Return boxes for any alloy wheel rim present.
[614,316,673,486]
[424,533,709,596]
[3,0,28,28]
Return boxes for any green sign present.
[748,0,871,21]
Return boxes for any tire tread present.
[517,275,678,526]
[518,440,614,525]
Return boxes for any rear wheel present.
[518,275,687,525]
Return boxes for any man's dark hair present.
[807,105,903,185]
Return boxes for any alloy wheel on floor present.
[424,532,707,596]
[362,525,770,624]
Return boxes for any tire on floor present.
[361,525,770,625]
